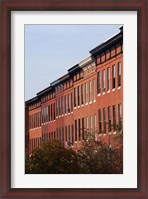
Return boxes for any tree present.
[77,130,123,174]
[26,125,123,174]
[26,140,80,174]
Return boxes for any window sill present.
[97,94,101,97]
[93,100,96,103]
[85,103,88,105]
[118,86,121,89]
[112,88,115,92]
[102,92,105,95]
[78,106,80,108]
[89,101,92,104]
[107,90,110,93]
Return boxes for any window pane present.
[107,67,110,91]
[102,70,106,92]
[97,72,101,94]
[118,62,121,87]
[112,65,116,89]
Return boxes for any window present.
[78,118,81,141]
[62,96,65,114]
[48,105,50,121]
[102,70,106,92]
[118,104,122,129]
[89,80,92,102]
[59,98,61,116]
[113,105,116,131]
[72,125,74,145]
[59,128,61,141]
[90,116,93,133]
[66,95,68,113]
[78,86,80,106]
[65,126,67,142]
[56,99,58,116]
[98,109,102,133]
[86,117,89,132]
[51,104,53,121]
[75,120,77,141]
[62,128,64,144]
[81,84,84,105]
[71,92,73,112]
[97,72,101,94]
[64,95,66,113]
[53,103,55,120]
[94,79,96,101]
[74,88,76,107]
[108,106,111,132]
[82,118,84,140]
[118,62,121,87]
[85,83,88,103]
[67,125,70,146]
[94,114,97,139]
[68,94,70,113]
[107,67,110,91]
[112,65,116,89]
[103,108,106,133]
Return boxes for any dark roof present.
[25,96,39,106]
[68,64,81,74]
[37,86,53,97]
[90,26,123,56]
[50,73,70,87]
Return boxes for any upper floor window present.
[97,72,101,94]
[94,79,96,101]
[89,80,92,102]
[112,65,116,89]
[118,62,121,87]
[68,94,70,113]
[81,84,84,105]
[85,83,88,104]
[77,86,80,106]
[107,67,110,91]
[74,88,76,107]
[102,70,106,93]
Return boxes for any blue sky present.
[25,24,121,101]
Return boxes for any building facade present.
[25,27,123,155]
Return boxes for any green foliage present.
[77,131,123,174]
[26,140,80,174]
[26,128,123,174]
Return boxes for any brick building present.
[25,27,123,155]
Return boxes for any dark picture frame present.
[0,0,147,198]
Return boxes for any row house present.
[25,27,123,155]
